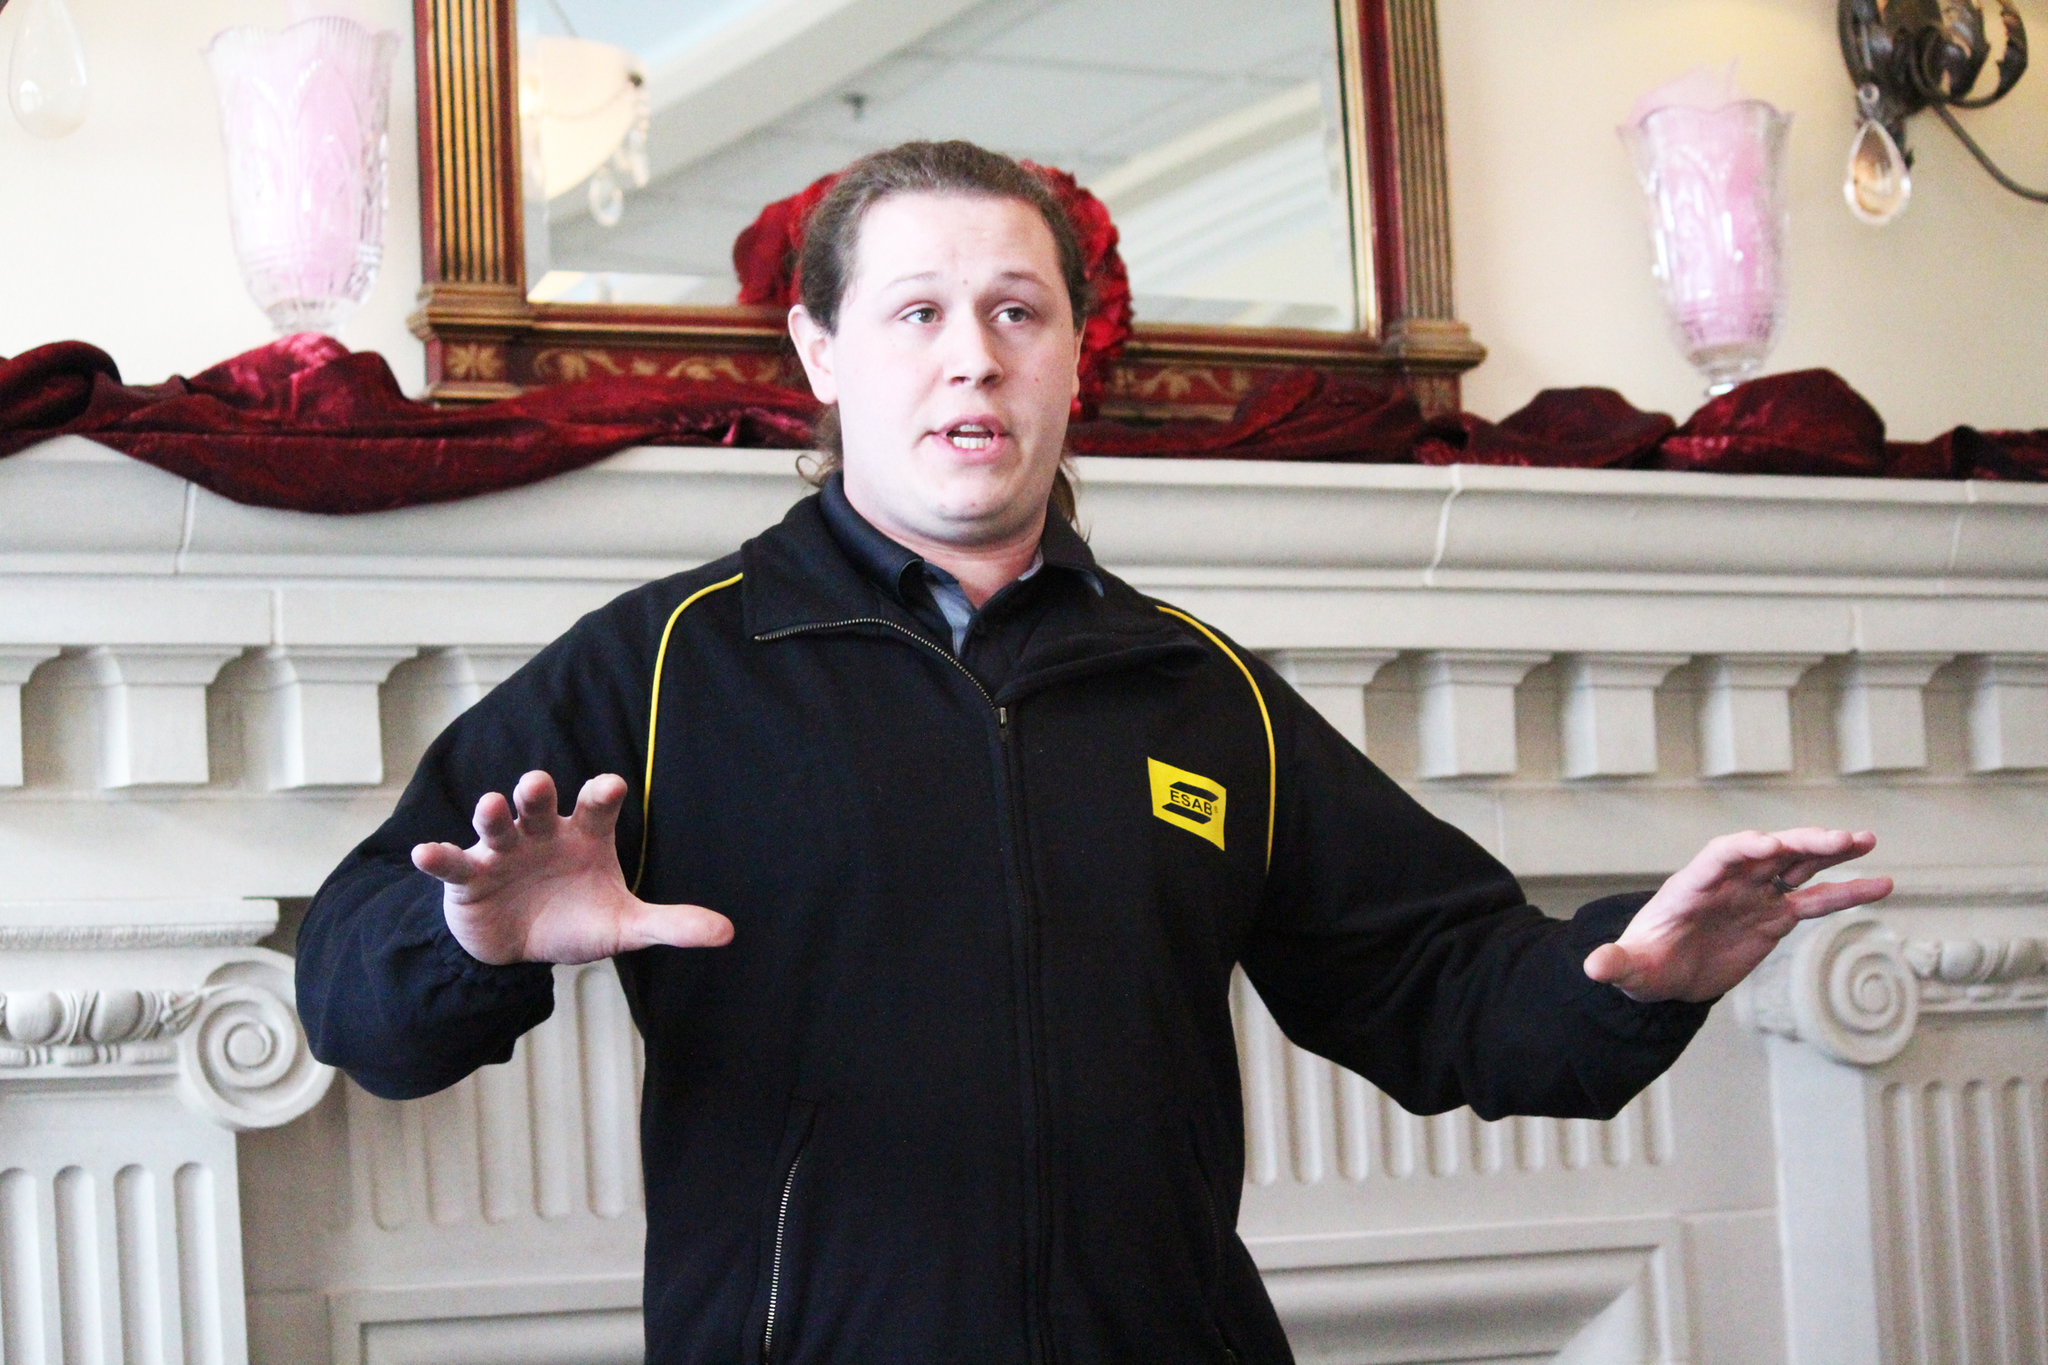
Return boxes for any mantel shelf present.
[2,437,2044,592]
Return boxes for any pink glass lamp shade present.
[206,17,399,337]
[1620,97,1793,396]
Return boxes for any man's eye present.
[902,306,939,324]
[995,305,1033,323]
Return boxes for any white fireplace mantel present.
[7,433,2043,584]
[1,437,2045,1365]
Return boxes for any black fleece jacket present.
[296,490,1710,1365]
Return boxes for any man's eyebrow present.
[876,268,1056,290]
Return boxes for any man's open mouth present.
[944,423,1000,451]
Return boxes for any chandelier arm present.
[1928,100,2048,203]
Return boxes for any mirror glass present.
[515,0,1359,331]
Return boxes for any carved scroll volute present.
[1739,911,1920,1066]
[176,951,334,1131]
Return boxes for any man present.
[298,142,1888,1364]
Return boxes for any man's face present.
[790,192,1082,549]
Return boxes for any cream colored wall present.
[0,0,423,390]
[1440,0,2048,438]
[2,0,2041,435]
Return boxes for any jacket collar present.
[740,493,890,638]
[816,471,1103,603]
[739,491,1203,695]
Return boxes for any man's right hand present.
[411,769,734,966]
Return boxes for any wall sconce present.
[1620,69,1794,396]
[206,17,399,336]
[1839,0,2046,223]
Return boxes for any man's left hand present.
[1583,827,1893,1003]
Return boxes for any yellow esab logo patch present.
[1147,758,1227,851]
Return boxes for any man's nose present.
[943,316,1002,387]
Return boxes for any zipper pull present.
[997,705,1008,729]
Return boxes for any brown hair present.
[794,140,1086,526]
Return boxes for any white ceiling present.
[525,0,1356,328]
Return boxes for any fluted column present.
[0,900,332,1365]
[1739,909,2048,1365]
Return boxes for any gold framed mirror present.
[408,0,1481,418]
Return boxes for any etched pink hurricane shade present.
[1620,100,1793,395]
[206,18,400,337]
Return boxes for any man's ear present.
[788,305,839,405]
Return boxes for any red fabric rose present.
[1019,161,1134,419]
[730,161,1134,419]
[732,172,839,309]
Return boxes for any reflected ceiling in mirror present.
[515,0,1360,332]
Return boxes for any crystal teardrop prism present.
[8,0,89,139]
[623,121,650,189]
[1845,118,1911,226]
[588,165,624,227]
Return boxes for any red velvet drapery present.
[0,335,2039,516]
[0,336,818,514]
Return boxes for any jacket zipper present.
[756,617,998,709]
[1000,713,1055,1365]
[1198,1185,1240,1364]
[762,1152,804,1363]
[755,617,1050,1363]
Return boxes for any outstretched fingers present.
[436,771,577,882]
[1690,828,1781,882]
[1693,827,1879,893]
[473,789,518,851]
[511,770,563,836]
[570,773,629,840]
[1772,828,1878,886]
[1786,874,1894,919]
[412,840,480,884]
[471,771,564,853]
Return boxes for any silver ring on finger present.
[1770,874,1799,896]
